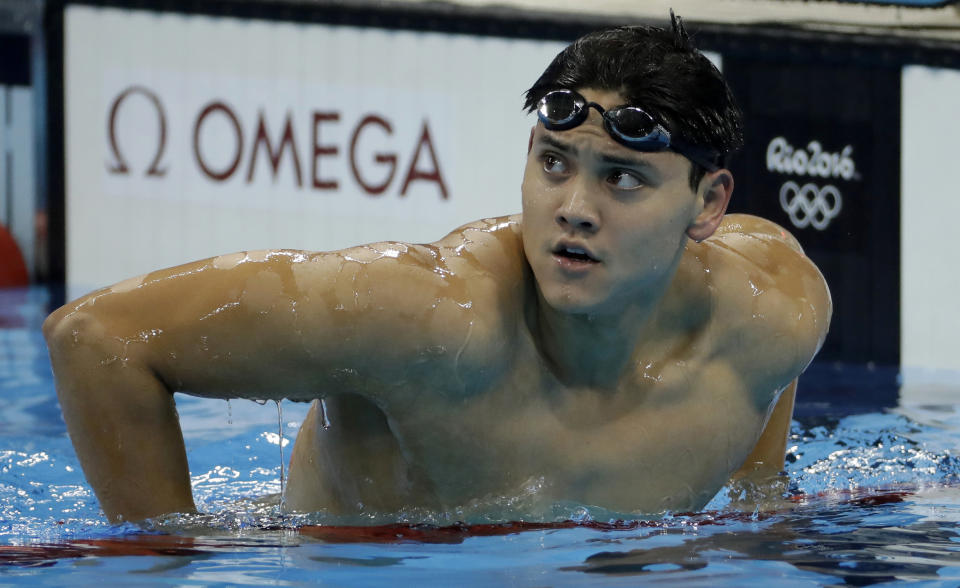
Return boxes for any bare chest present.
[386,345,768,514]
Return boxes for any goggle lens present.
[603,107,658,141]
[534,89,720,171]
[537,91,585,129]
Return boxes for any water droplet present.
[319,398,332,430]
[276,400,286,519]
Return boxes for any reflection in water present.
[568,490,960,585]
[560,406,960,585]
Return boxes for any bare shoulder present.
[336,214,526,320]
[712,213,805,253]
[433,214,525,277]
[314,215,527,399]
[430,213,528,348]
[700,213,832,397]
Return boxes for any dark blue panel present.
[724,60,901,367]
[0,34,30,86]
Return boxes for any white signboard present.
[64,5,565,295]
[901,65,960,377]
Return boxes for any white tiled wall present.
[0,84,35,279]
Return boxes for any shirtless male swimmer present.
[44,17,831,524]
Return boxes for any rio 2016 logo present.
[766,137,855,231]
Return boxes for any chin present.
[537,284,606,315]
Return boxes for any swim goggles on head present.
[535,89,721,172]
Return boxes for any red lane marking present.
[0,488,920,566]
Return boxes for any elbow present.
[43,309,94,398]
[43,305,104,359]
[43,304,86,350]
[42,305,68,343]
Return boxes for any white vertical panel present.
[901,65,960,376]
[64,5,565,297]
[0,84,35,278]
[9,86,34,278]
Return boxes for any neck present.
[529,254,689,388]
[531,302,649,388]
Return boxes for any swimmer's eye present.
[607,169,643,190]
[541,154,569,176]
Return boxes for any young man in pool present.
[43,17,831,523]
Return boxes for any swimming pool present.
[4,286,960,585]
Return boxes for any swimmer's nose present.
[556,189,600,233]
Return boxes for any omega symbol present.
[107,86,168,177]
[778,181,842,231]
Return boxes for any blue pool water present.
[4,286,960,585]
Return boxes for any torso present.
[285,214,827,517]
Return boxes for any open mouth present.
[553,244,599,263]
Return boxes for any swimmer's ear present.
[687,168,734,242]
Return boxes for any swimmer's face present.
[521,88,730,315]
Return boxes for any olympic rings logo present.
[778,181,842,231]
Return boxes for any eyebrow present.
[599,152,652,169]
[537,133,655,170]
[537,134,577,156]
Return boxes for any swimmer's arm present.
[717,213,832,381]
[712,214,832,474]
[41,249,457,523]
[44,314,195,522]
[731,379,797,478]
[43,216,521,522]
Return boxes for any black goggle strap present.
[667,136,721,173]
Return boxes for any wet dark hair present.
[523,12,744,190]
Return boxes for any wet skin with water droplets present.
[44,212,830,522]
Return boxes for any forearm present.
[731,379,797,479]
[45,311,195,523]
